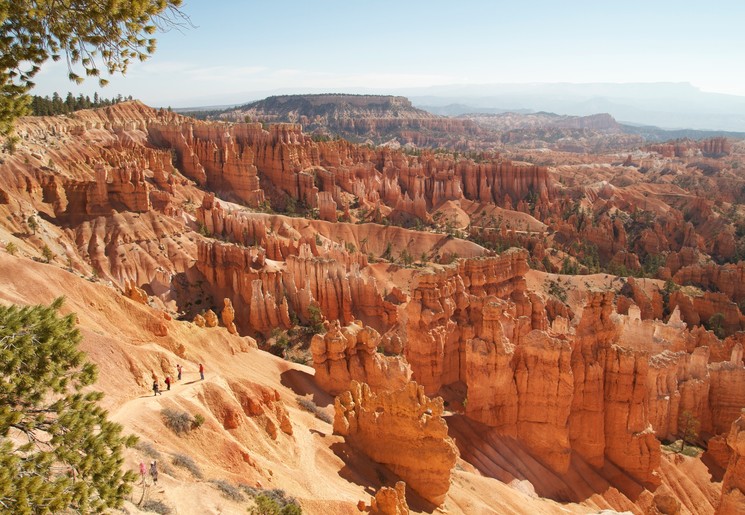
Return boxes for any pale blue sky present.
[32,0,745,107]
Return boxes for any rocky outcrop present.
[669,289,744,337]
[618,277,664,321]
[204,309,218,328]
[709,348,745,436]
[603,345,661,487]
[402,258,668,482]
[193,201,415,335]
[201,380,293,440]
[647,137,732,158]
[362,481,409,515]
[310,320,411,395]
[513,331,574,473]
[334,381,457,505]
[124,279,148,304]
[673,262,745,304]
[317,190,337,222]
[221,297,237,335]
[718,411,745,514]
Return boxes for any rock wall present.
[195,235,393,335]
[148,122,265,207]
[399,258,742,485]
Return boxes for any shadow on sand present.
[328,442,438,513]
[446,413,652,505]
[279,368,334,408]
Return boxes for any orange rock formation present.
[310,320,411,395]
[718,411,745,514]
[333,381,457,505]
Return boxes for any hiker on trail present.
[150,461,158,484]
[152,379,161,396]
[165,376,171,391]
[139,461,146,482]
[199,363,204,380]
[176,364,182,381]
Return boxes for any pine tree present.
[26,215,38,235]
[679,410,700,454]
[41,244,54,263]
[0,0,188,135]
[0,299,137,513]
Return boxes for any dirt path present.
[109,367,216,441]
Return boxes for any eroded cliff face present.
[3,101,744,514]
[396,255,743,487]
[311,320,411,395]
[333,381,457,505]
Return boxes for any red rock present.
[124,279,148,304]
[369,481,409,515]
[311,320,411,395]
[221,297,238,335]
[334,381,457,505]
[718,411,745,514]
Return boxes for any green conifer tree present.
[0,298,137,513]
[1,0,188,135]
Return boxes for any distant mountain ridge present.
[404,82,745,132]
[211,92,744,152]
[459,112,621,131]
[221,93,483,148]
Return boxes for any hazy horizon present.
[29,0,745,130]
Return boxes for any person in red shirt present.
[199,363,204,380]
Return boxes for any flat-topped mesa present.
[310,320,411,395]
[333,381,457,506]
[226,94,483,145]
[718,410,745,514]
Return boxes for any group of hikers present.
[139,460,159,485]
[141,364,207,487]
[152,363,205,396]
